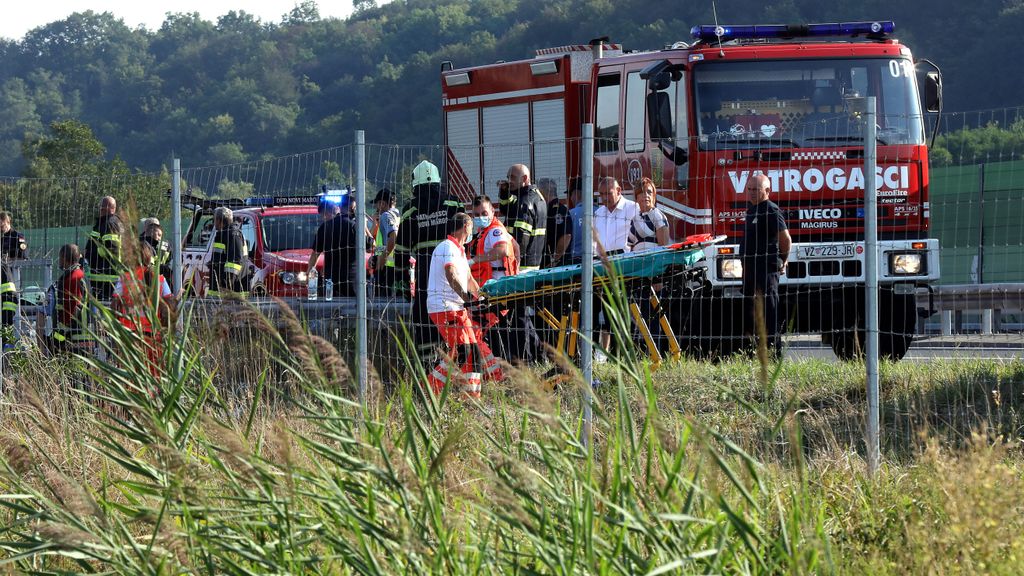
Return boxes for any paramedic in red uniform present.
[112,242,174,381]
[468,196,518,359]
[426,213,503,398]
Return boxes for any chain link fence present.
[0,106,1022,454]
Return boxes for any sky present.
[0,1,357,41]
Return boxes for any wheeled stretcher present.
[476,234,725,368]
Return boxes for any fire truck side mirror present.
[648,71,672,92]
[646,92,673,141]
[924,72,942,113]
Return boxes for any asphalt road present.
[785,334,1024,361]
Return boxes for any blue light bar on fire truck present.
[320,185,351,207]
[690,21,894,43]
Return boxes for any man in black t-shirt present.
[540,178,572,268]
[307,198,357,298]
[739,173,791,355]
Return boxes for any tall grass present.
[0,293,1021,573]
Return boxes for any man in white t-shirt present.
[425,213,502,398]
[593,177,640,257]
[591,177,639,354]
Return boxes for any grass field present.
[0,301,1022,574]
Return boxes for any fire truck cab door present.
[237,216,258,279]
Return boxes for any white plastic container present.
[308,271,318,301]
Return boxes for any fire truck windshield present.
[261,213,322,252]
[694,57,923,149]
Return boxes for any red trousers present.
[427,309,503,398]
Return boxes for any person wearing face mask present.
[468,196,519,360]
[468,196,518,286]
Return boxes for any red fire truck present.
[180,194,326,298]
[442,21,942,360]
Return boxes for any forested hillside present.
[0,0,1021,175]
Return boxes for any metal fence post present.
[355,131,368,408]
[172,159,184,332]
[172,159,183,297]
[977,163,985,285]
[864,97,880,475]
[581,125,595,448]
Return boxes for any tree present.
[353,0,378,14]
[207,142,248,165]
[283,1,321,25]
[21,119,105,180]
[0,78,43,174]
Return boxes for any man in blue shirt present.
[566,178,586,264]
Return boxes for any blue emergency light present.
[690,21,894,43]
[317,185,352,212]
[320,185,351,206]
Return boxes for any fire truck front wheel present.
[828,289,915,361]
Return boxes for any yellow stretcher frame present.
[482,279,681,369]
[477,238,724,371]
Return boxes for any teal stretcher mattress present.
[481,245,706,298]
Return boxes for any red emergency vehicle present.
[181,194,325,298]
[442,21,942,360]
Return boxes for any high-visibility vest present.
[470,220,518,284]
[115,267,166,334]
[86,215,123,284]
[0,280,16,315]
[375,217,396,268]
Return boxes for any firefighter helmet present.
[411,160,440,187]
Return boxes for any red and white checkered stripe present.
[792,151,846,161]
[535,44,622,54]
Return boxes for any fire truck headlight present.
[890,253,923,275]
[719,257,743,279]
[280,271,308,285]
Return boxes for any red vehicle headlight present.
[279,270,309,285]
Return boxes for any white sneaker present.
[594,350,608,364]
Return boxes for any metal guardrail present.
[11,278,1024,343]
[929,283,1024,310]
[20,298,413,320]
[185,297,412,321]
[923,283,1024,335]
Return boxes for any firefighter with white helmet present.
[207,207,250,297]
[395,160,463,353]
